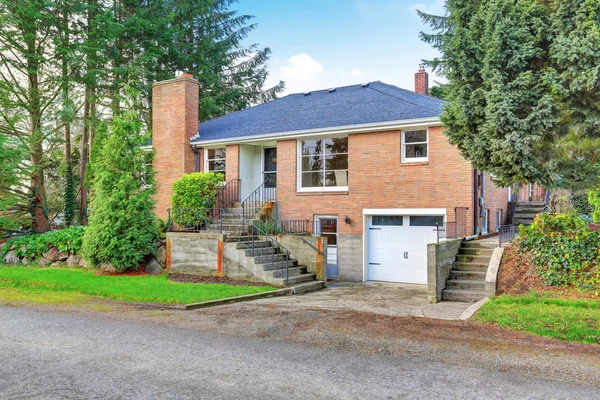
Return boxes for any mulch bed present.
[498,244,598,299]
[168,273,275,287]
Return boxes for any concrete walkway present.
[253,281,477,320]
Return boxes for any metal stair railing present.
[167,208,224,233]
[240,176,276,228]
[204,178,241,210]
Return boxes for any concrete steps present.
[443,241,493,302]
[512,201,545,227]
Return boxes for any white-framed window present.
[402,130,428,162]
[297,136,348,192]
[205,147,226,178]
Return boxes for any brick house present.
[152,67,511,284]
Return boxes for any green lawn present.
[475,293,600,345]
[0,265,277,305]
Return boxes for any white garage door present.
[367,215,441,284]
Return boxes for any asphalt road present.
[0,306,598,400]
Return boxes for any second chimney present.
[415,64,429,95]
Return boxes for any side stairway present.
[233,237,326,294]
[512,201,545,227]
[442,241,494,302]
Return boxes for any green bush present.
[1,226,86,259]
[518,213,600,289]
[81,87,159,271]
[572,192,594,217]
[171,172,224,210]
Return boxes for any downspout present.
[473,169,479,236]
[191,145,200,172]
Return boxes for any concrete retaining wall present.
[337,234,363,281]
[427,239,463,303]
[486,247,504,297]
[279,236,328,282]
[167,232,224,275]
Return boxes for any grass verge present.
[475,293,600,345]
[0,265,277,305]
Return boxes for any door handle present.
[404,252,409,259]
[369,228,381,230]
[369,263,381,265]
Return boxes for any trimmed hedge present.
[171,172,224,210]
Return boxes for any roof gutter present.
[191,116,441,147]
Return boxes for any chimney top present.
[414,64,429,96]
[181,73,193,79]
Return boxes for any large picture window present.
[402,130,428,162]
[299,137,348,191]
[206,148,226,178]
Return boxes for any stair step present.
[271,266,308,278]
[245,247,278,257]
[456,255,492,263]
[453,262,488,272]
[461,241,494,249]
[517,201,545,207]
[450,270,487,280]
[236,241,271,249]
[263,260,299,270]
[292,280,326,294]
[284,273,317,285]
[445,279,486,290]
[442,289,486,302]
[254,254,288,264]
[513,213,538,219]
[458,248,495,256]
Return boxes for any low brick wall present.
[427,239,463,303]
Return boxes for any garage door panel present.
[367,215,440,284]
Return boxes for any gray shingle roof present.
[192,81,444,143]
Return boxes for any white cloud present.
[267,54,368,96]
[409,0,445,15]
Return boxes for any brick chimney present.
[414,63,429,95]
[152,74,199,220]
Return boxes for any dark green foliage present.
[82,88,159,271]
[253,219,281,235]
[1,226,85,259]
[0,134,29,233]
[171,172,224,210]
[419,0,600,190]
[572,193,594,217]
[63,163,76,226]
[429,82,449,100]
[518,213,600,289]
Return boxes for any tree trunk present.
[80,89,90,225]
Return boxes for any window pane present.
[208,148,226,159]
[323,137,348,154]
[325,154,348,170]
[405,144,428,159]
[301,139,322,156]
[321,233,337,246]
[264,173,276,188]
[302,155,323,172]
[404,131,427,143]
[325,170,348,187]
[410,216,443,227]
[209,160,226,171]
[302,172,323,188]
[372,216,403,226]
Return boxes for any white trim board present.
[192,117,442,147]
[363,208,447,216]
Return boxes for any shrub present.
[253,219,281,235]
[81,87,159,271]
[1,226,85,259]
[518,213,600,289]
[573,192,594,217]
[171,172,224,210]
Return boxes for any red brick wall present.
[152,75,199,219]
[225,144,240,181]
[276,126,475,235]
[479,173,510,232]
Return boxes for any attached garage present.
[363,209,445,284]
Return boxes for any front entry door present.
[315,216,338,279]
[263,148,277,191]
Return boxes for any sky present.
[235,0,446,96]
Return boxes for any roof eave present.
[191,116,442,147]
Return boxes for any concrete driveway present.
[251,281,477,320]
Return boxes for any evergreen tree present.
[419,0,600,190]
[82,87,158,271]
